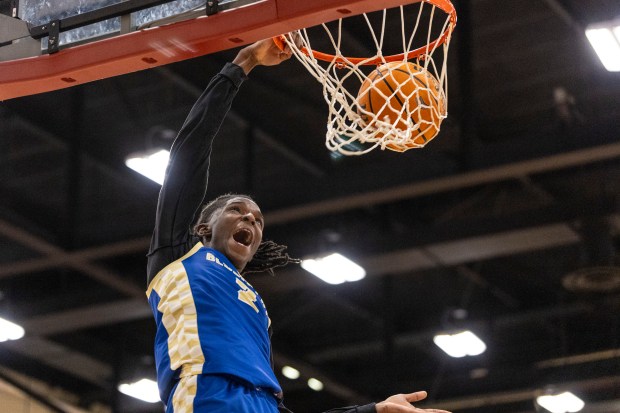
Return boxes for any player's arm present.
[147,39,292,281]
[316,391,451,413]
[146,60,246,278]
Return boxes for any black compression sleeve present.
[147,63,247,284]
[323,403,377,413]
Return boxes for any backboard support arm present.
[0,0,428,100]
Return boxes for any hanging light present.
[585,19,620,72]
[301,253,366,284]
[125,149,170,185]
[118,378,160,403]
[433,330,486,358]
[282,365,300,380]
[536,391,585,413]
[307,378,324,391]
[0,316,25,342]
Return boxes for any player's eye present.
[229,206,241,213]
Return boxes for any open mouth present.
[232,228,253,247]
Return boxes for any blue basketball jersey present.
[147,243,282,406]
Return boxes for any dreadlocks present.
[193,193,300,275]
[243,239,300,275]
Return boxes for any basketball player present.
[146,38,451,413]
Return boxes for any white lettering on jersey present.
[206,252,238,275]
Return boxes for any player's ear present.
[195,223,212,240]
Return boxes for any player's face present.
[206,197,264,272]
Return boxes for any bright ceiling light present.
[536,391,585,413]
[282,365,300,380]
[0,316,25,342]
[433,330,486,358]
[301,253,366,284]
[585,21,620,72]
[118,378,160,403]
[307,378,324,391]
[125,149,170,185]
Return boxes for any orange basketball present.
[357,61,446,151]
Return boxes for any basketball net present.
[279,1,456,155]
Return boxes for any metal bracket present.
[47,19,60,54]
[206,0,219,16]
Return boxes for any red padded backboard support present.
[0,0,433,100]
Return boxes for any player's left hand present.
[249,38,293,66]
[233,38,292,74]
[375,391,451,413]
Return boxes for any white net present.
[280,1,456,155]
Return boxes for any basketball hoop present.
[276,0,456,155]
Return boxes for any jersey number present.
[236,278,259,313]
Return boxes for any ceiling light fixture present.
[433,330,486,358]
[307,378,324,391]
[0,316,25,342]
[585,19,620,72]
[301,253,366,284]
[117,378,160,403]
[282,365,300,380]
[125,149,170,185]
[536,391,585,413]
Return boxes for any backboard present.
[0,0,429,100]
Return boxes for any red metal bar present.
[0,0,452,100]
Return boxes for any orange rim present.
[273,0,456,67]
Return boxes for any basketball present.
[357,61,446,151]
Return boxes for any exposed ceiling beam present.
[535,348,620,369]
[0,236,151,279]
[1,337,112,387]
[266,141,620,225]
[20,299,151,336]
[306,295,620,362]
[429,376,620,411]
[155,66,326,178]
[540,0,584,33]
[0,366,89,413]
[253,222,581,294]
[0,218,143,296]
[4,139,619,279]
[10,114,154,196]
[14,222,584,333]
[0,369,66,413]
